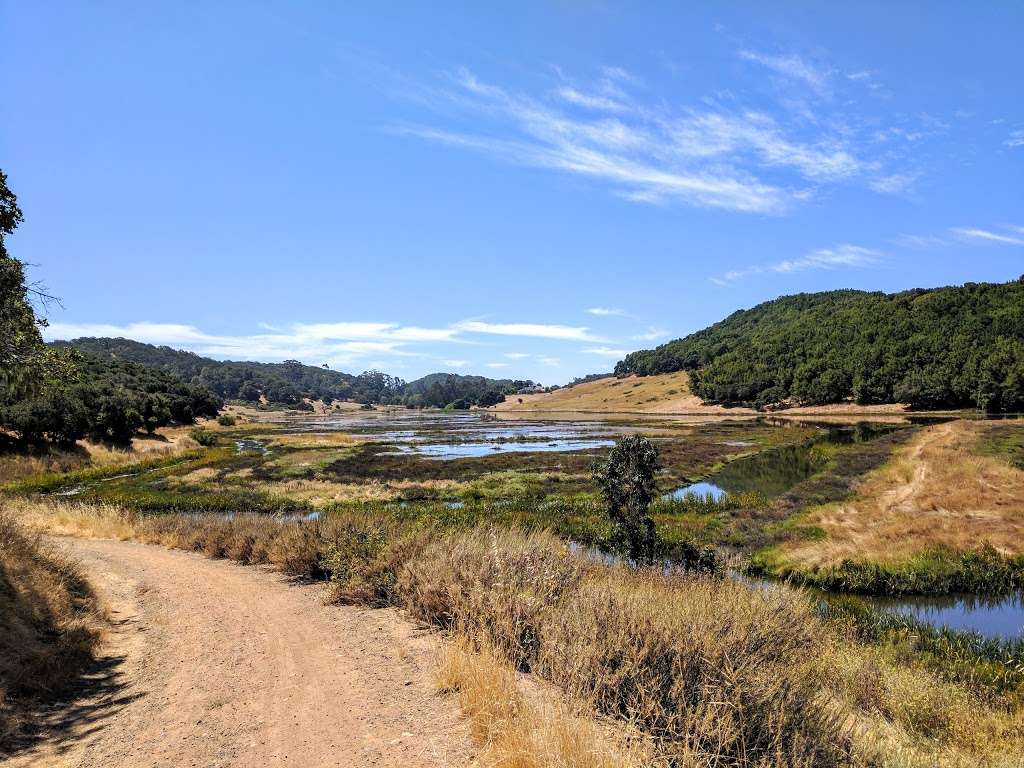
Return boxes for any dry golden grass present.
[436,639,662,768]
[491,372,913,416]
[263,432,358,450]
[783,420,1024,567]
[0,509,105,747]
[825,644,1024,768]
[13,498,1024,767]
[0,428,198,484]
[492,372,726,414]
[8,497,138,541]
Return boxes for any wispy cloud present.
[894,233,947,249]
[484,362,509,368]
[950,227,1024,246]
[556,87,625,113]
[632,327,668,342]
[539,356,561,367]
[1005,130,1024,148]
[42,321,437,367]
[393,67,886,214]
[43,315,612,369]
[582,346,631,357]
[666,111,863,181]
[738,49,831,94]
[454,320,603,342]
[870,171,920,194]
[586,307,627,317]
[712,244,881,284]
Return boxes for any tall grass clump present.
[399,527,581,670]
[435,637,663,768]
[538,572,846,767]
[0,511,103,748]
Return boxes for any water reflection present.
[383,438,615,459]
[739,573,1024,640]
[867,590,1024,639]
[670,423,898,500]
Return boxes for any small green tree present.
[592,435,662,564]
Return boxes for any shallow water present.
[669,423,898,500]
[383,438,615,459]
[738,573,1024,640]
[868,590,1024,639]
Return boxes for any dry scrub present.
[436,639,660,768]
[0,511,104,748]
[13,497,1024,767]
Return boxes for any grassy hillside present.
[492,371,723,413]
[616,278,1024,411]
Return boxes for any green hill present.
[53,338,533,409]
[53,338,402,405]
[615,278,1024,412]
[400,372,533,409]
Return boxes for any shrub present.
[216,413,237,427]
[592,436,661,563]
[189,428,218,447]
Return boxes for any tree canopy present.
[53,338,534,410]
[615,281,1024,412]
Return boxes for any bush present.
[189,428,218,447]
[216,413,237,427]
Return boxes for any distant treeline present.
[55,338,534,411]
[615,280,1024,412]
[399,372,533,409]
[52,338,404,405]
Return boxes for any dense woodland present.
[616,281,1024,411]
[52,337,405,406]
[56,338,533,411]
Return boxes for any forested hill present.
[52,337,389,405]
[52,338,534,409]
[401,373,534,409]
[615,278,1024,412]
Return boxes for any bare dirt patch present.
[5,538,472,768]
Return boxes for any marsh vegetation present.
[4,397,1024,765]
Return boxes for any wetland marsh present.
[13,406,1022,640]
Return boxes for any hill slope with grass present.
[491,370,733,413]
[615,278,1024,412]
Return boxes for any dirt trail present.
[8,538,473,768]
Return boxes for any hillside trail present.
[6,538,474,768]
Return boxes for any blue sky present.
[3,2,1022,384]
